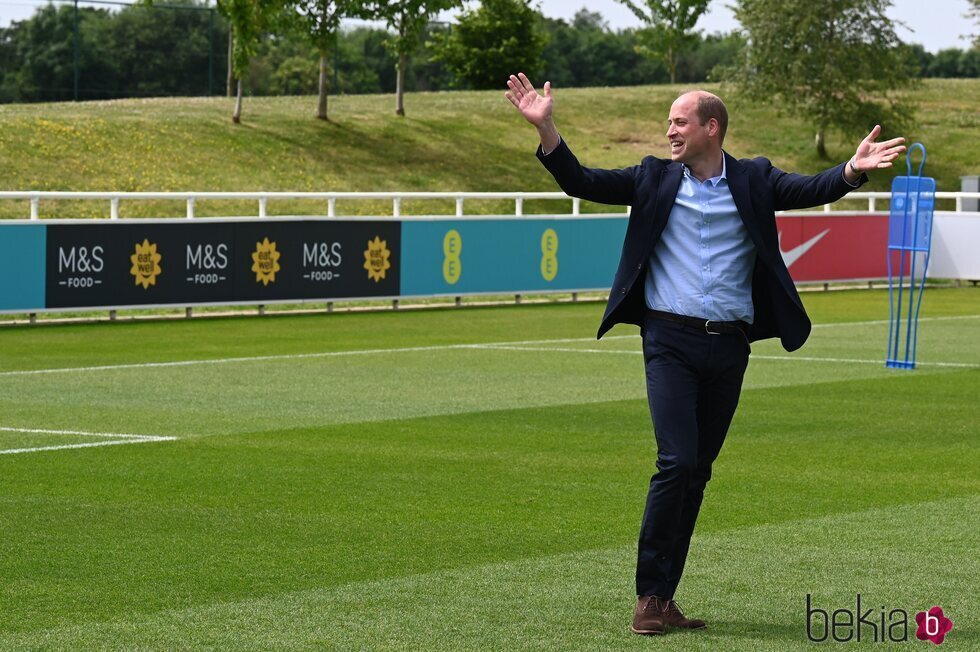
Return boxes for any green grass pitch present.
[0,288,977,650]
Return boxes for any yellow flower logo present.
[130,239,162,289]
[251,237,281,286]
[363,236,391,283]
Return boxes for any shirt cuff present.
[540,135,562,157]
[842,166,860,188]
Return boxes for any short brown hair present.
[696,94,728,146]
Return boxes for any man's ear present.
[707,117,719,138]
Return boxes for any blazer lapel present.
[648,163,683,244]
[725,153,767,254]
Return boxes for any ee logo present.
[540,228,558,281]
[443,229,462,284]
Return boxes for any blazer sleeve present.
[764,159,868,212]
[536,138,636,206]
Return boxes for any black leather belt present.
[647,309,749,336]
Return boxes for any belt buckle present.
[705,320,721,335]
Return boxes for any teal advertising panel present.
[0,224,45,311]
[401,218,627,296]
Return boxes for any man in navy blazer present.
[505,73,905,636]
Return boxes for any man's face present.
[666,94,714,164]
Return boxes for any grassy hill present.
[0,79,977,219]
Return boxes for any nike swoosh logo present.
[778,228,830,268]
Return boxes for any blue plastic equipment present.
[886,144,935,369]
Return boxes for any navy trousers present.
[635,312,750,598]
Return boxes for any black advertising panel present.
[114,222,237,306]
[233,220,400,301]
[45,219,400,310]
[46,224,123,308]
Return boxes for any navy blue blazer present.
[537,139,866,351]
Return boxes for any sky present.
[519,0,975,53]
[520,0,976,52]
[0,0,974,53]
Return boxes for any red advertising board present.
[775,213,889,282]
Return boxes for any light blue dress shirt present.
[644,158,757,323]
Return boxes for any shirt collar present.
[682,155,728,187]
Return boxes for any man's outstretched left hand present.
[847,125,906,182]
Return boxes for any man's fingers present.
[864,124,882,142]
[543,80,551,97]
[504,91,521,109]
[507,76,524,100]
[517,72,535,93]
[878,137,906,149]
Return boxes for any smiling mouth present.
[670,141,683,152]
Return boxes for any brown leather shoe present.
[663,599,707,630]
[631,595,667,635]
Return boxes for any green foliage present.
[284,0,372,118]
[363,0,461,114]
[0,1,227,102]
[367,0,460,58]
[269,55,320,95]
[617,0,711,84]
[540,11,666,86]
[723,0,917,159]
[1,1,974,105]
[926,48,980,78]
[217,0,271,80]
[428,0,546,90]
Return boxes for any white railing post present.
[393,196,401,218]
[328,197,336,217]
[956,196,963,212]
[186,197,195,219]
[824,202,832,213]
[110,197,120,220]
[259,196,268,218]
[30,196,39,220]
[455,196,464,217]
[869,197,876,212]
[572,198,581,216]
[515,197,523,216]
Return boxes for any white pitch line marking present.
[0,335,633,378]
[475,344,641,356]
[0,426,177,456]
[475,344,978,369]
[811,314,980,328]
[0,315,974,378]
[751,355,979,368]
[0,426,170,439]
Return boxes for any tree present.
[968,0,980,50]
[428,0,545,90]
[616,0,710,84]
[724,0,916,159]
[288,0,367,120]
[216,0,270,123]
[367,0,460,116]
[540,11,668,88]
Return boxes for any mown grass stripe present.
[2,495,972,651]
[1,314,975,377]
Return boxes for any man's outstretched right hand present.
[505,72,560,153]
[505,72,552,126]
